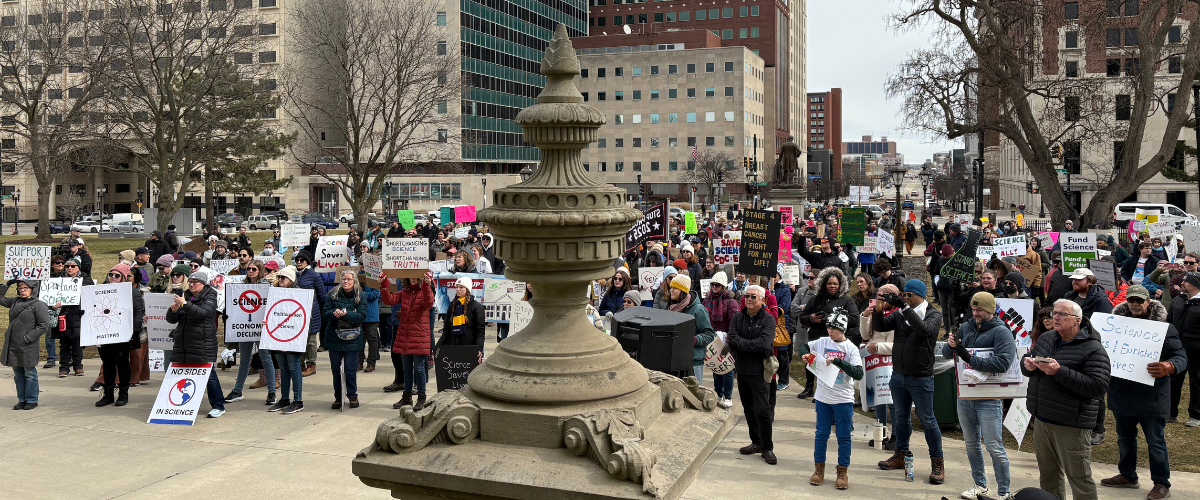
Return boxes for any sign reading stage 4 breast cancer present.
[148,362,213,426]
[224,283,271,342]
[257,287,314,352]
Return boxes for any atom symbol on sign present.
[88,297,127,337]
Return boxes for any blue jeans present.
[45,331,56,363]
[815,400,854,466]
[712,370,734,399]
[207,369,224,411]
[328,350,359,398]
[958,399,1010,495]
[275,352,304,401]
[12,366,38,403]
[1115,414,1170,488]
[402,354,428,394]
[233,342,276,394]
[875,403,892,426]
[692,364,704,384]
[890,373,943,458]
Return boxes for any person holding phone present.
[322,270,368,410]
[797,267,859,399]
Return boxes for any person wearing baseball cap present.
[1068,267,1113,318]
[438,277,485,362]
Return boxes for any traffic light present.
[717,170,724,183]
[691,187,697,193]
[742,157,750,169]
[1032,184,1039,194]
[1051,143,1063,160]
[1026,181,1033,194]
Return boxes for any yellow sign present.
[1134,209,1159,223]
[1016,213,1024,226]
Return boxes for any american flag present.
[691,146,700,162]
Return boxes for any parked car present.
[70,221,103,233]
[216,213,246,229]
[928,202,943,216]
[246,215,280,230]
[36,220,72,234]
[110,220,145,233]
[259,210,290,222]
[78,211,111,222]
[902,200,915,210]
[302,212,340,229]
[340,212,379,224]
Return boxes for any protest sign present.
[779,206,793,225]
[315,236,350,272]
[397,210,416,230]
[431,272,488,314]
[483,278,526,323]
[877,231,895,258]
[39,277,82,306]
[1130,220,1147,234]
[684,212,698,234]
[638,267,666,302]
[1034,232,1058,250]
[281,223,309,247]
[1003,398,1032,450]
[208,259,238,275]
[434,345,481,392]
[1088,259,1120,293]
[4,245,52,280]
[955,214,973,226]
[452,227,468,239]
[994,235,1026,258]
[976,246,995,263]
[858,350,893,408]
[360,253,383,280]
[440,206,455,225]
[805,352,842,388]
[837,207,865,246]
[222,275,246,285]
[381,238,429,278]
[699,279,713,298]
[625,202,670,251]
[713,231,741,266]
[738,209,782,277]
[260,255,286,270]
[703,332,735,375]
[257,287,314,352]
[224,283,271,342]
[79,283,135,346]
[144,293,177,350]
[1016,213,1024,227]
[149,350,165,372]
[996,298,1035,348]
[956,346,1029,399]
[455,205,477,223]
[148,363,213,426]
[779,233,792,262]
[1183,225,1200,254]
[1092,312,1168,386]
[1148,221,1175,240]
[937,230,982,283]
[510,300,534,335]
[781,265,800,287]
[860,235,878,254]
[1059,233,1096,273]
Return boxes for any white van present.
[1113,203,1197,225]
[109,213,144,225]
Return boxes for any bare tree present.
[886,0,1200,228]
[98,1,292,231]
[280,0,461,232]
[678,148,741,206]
[55,185,89,223]
[0,0,113,238]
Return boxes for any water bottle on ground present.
[904,451,914,482]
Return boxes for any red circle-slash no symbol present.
[238,290,262,314]
[265,299,306,343]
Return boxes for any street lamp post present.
[137,187,144,214]
[482,176,487,209]
[384,181,392,213]
[519,165,534,182]
[888,166,906,266]
[1193,83,1199,206]
[919,169,931,221]
[95,186,107,232]
[636,173,643,211]
[11,188,18,235]
[748,168,759,210]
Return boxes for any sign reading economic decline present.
[738,209,782,276]
[79,283,135,346]
[147,363,213,426]
[4,245,52,280]
[257,287,314,352]
[224,283,271,342]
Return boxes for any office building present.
[806,88,841,178]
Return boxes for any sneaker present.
[267,398,292,412]
[1148,483,1171,499]
[1186,418,1200,428]
[207,408,225,418]
[282,401,304,414]
[12,402,25,410]
[383,383,403,393]
[59,371,68,378]
[225,391,244,403]
[738,444,763,455]
[961,484,989,499]
[21,403,37,410]
[43,361,56,369]
[1100,474,1140,488]
[1091,431,1105,445]
[89,382,102,392]
[265,394,277,406]
[718,397,733,409]
[776,382,789,391]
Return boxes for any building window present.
[687,88,696,98]
[437,100,447,114]
[581,92,588,101]
[1168,56,1181,74]
[750,27,759,38]
[725,111,734,121]
[668,113,678,123]
[665,12,675,22]
[615,67,623,77]
[632,138,641,147]
[739,6,748,16]
[1065,96,1080,121]
[1125,28,1137,46]
[598,162,606,172]
[668,65,677,74]
[669,161,678,171]
[615,138,624,147]
[654,12,663,22]
[598,68,606,77]
[721,29,732,39]
[632,90,641,100]
[687,137,696,147]
[1124,0,1138,15]
[751,5,759,15]
[705,112,715,121]
[1065,60,1078,77]
[705,87,714,97]
[725,136,734,146]
[725,86,734,96]
[583,163,589,172]
[632,114,641,123]
[679,11,688,21]
[1115,95,1131,120]
[722,7,732,18]
[437,11,446,26]
[437,41,447,55]
[1065,31,1078,48]
[1106,29,1120,47]
[686,63,695,73]
[705,137,715,146]
[1064,141,1081,174]
[1106,0,1121,17]
[598,139,606,148]
[1106,59,1120,77]
[687,112,696,123]
[1168,25,1181,43]
[437,129,448,142]
[632,66,641,76]
[668,89,677,99]
[651,65,659,75]
[1064,2,1078,20]
[650,114,659,123]
[1167,93,1176,113]
[1124,57,1139,75]
[581,69,588,78]
[687,161,696,170]
[740,28,748,38]
[615,114,623,124]
[650,90,659,100]
[598,92,606,101]
[651,161,660,171]
[650,137,659,147]
[615,162,624,172]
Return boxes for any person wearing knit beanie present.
[171,264,192,277]
[622,290,643,310]
[671,274,692,295]
[109,264,132,281]
[156,254,176,267]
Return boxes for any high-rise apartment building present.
[806,88,840,178]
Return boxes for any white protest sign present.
[877,231,895,258]
[39,277,83,306]
[956,346,1030,399]
[996,298,1035,348]
[281,223,310,247]
[955,214,973,226]
[208,259,239,275]
[1148,221,1175,240]
[223,275,246,285]
[699,279,712,298]
[1089,259,1120,293]
[805,352,841,388]
[483,278,526,323]
[638,267,666,302]
[79,283,135,346]
[4,245,53,280]
[1091,312,1168,386]
[510,300,534,334]
[257,287,314,352]
[859,350,893,407]
[782,265,800,287]
[224,283,271,342]
[315,236,350,272]
[994,235,1026,258]
[955,347,1023,385]
[382,238,429,272]
[260,255,286,271]
[454,227,470,239]
[149,349,165,372]
[713,231,741,266]
[144,292,177,350]
[703,333,735,375]
[147,362,213,426]
[977,246,995,263]
[1003,398,1032,450]
[860,235,878,254]
[1182,225,1200,253]
[1060,233,1097,273]
[361,252,383,279]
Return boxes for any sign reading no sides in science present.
[148,363,213,426]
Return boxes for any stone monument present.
[352,24,734,500]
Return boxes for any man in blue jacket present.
[294,250,324,377]
[943,292,1016,500]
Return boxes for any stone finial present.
[537,24,582,104]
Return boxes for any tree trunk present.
[205,162,216,235]
[35,174,53,240]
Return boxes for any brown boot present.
[809,462,825,486]
[275,369,281,388]
[878,449,906,470]
[929,456,945,485]
[302,364,316,377]
[249,372,267,389]
[835,465,849,490]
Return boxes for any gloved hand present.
[5,278,18,286]
[883,293,905,308]
[954,345,972,363]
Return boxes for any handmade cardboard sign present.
[147,363,213,426]
[455,205,477,224]
[79,283,135,346]
[713,231,741,265]
[937,230,982,283]
[1004,398,1032,450]
[257,287,314,352]
[144,292,177,350]
[738,209,782,277]
[39,277,83,306]
[397,210,416,230]
[1092,312,1168,386]
[4,245,52,280]
[434,345,481,392]
[208,259,239,275]
[779,206,793,225]
[315,236,350,272]
[281,223,309,247]
[1089,259,1120,293]
[837,208,865,246]
[638,267,666,302]
[994,235,1026,258]
[360,253,383,279]
[224,283,271,342]
[381,238,429,278]
[483,278,526,323]
[877,231,895,258]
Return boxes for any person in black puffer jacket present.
[1020,299,1110,500]
[438,277,486,353]
[54,258,95,377]
[727,284,779,465]
[797,236,846,274]
[166,266,227,418]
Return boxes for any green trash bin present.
[932,343,959,427]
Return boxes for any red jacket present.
[381,278,435,355]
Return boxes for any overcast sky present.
[807,0,961,164]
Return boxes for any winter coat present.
[1167,292,1200,347]
[295,266,324,334]
[149,271,171,294]
[873,301,943,377]
[799,267,860,342]
[940,316,1016,374]
[1070,285,1114,317]
[145,238,170,265]
[702,289,740,333]
[1017,249,1043,288]
[1108,301,1187,418]
[598,287,630,315]
[131,286,146,346]
[726,306,775,376]
[0,285,49,368]
[797,244,846,275]
[860,307,895,355]
[166,285,220,363]
[358,285,380,323]
[789,288,817,340]
[381,279,435,355]
[773,282,793,330]
[674,291,716,366]
[1121,254,1161,290]
[438,295,486,349]
[921,223,936,245]
[321,288,368,352]
[1045,267,1074,304]
[54,276,96,340]
[1021,325,1111,429]
[874,272,907,292]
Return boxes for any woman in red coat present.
[380,276,435,411]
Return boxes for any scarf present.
[450,296,469,336]
[668,292,692,313]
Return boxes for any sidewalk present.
[4,355,1198,499]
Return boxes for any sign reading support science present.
[144,293,177,350]
[225,283,271,342]
[738,209,782,277]
[1060,232,1096,274]
[148,363,213,426]
[258,287,314,352]
[1092,312,1168,386]
[4,245,52,280]
[625,202,669,251]
[79,283,135,346]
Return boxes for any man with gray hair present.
[727,283,779,465]
[1021,299,1111,500]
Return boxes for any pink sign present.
[779,234,792,262]
[454,205,477,223]
[779,206,793,225]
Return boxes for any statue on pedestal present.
[774,136,801,187]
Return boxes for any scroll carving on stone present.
[563,409,658,494]
[375,391,480,453]
[647,370,719,412]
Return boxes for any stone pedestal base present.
[770,188,808,210]
[353,373,734,500]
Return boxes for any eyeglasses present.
[1051,312,1079,318]
[1127,297,1146,304]
[806,276,816,280]
[744,294,760,300]
[613,277,624,281]
[171,273,185,278]
[248,268,259,273]
[107,272,125,279]
[240,254,250,258]
[190,264,200,269]
[1186,261,1198,266]
[64,264,78,268]
[188,279,204,285]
